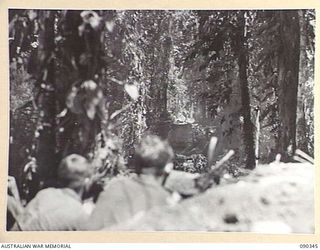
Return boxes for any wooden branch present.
[106,76,124,86]
[293,155,307,163]
[207,137,218,167]
[213,149,235,169]
[295,149,314,164]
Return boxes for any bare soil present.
[111,163,314,233]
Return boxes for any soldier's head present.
[133,135,174,177]
[58,154,92,195]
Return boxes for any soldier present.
[11,154,93,231]
[85,135,174,230]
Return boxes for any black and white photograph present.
[7,9,315,233]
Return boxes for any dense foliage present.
[9,10,315,197]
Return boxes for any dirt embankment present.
[111,163,314,233]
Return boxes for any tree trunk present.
[296,10,309,154]
[57,10,104,157]
[237,11,256,169]
[36,11,57,183]
[147,14,172,138]
[277,11,300,160]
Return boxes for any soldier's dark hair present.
[132,135,174,176]
[58,154,92,189]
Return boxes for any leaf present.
[56,108,68,118]
[110,104,131,120]
[105,20,115,32]
[124,83,139,101]
[86,103,96,120]
[106,76,124,85]
[66,87,78,110]
[80,11,101,30]
[27,10,37,21]
[79,53,89,65]
[83,87,104,120]
[81,80,98,90]
[66,87,81,114]
[78,23,85,36]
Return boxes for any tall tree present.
[146,11,173,138]
[11,10,108,185]
[276,11,300,159]
[249,10,311,161]
[186,11,255,168]
[296,10,310,154]
[55,10,106,158]
[35,11,57,183]
[234,11,255,169]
